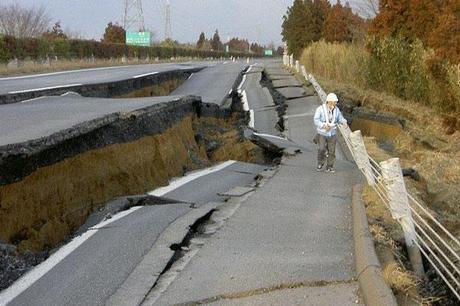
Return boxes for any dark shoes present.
[326,167,335,173]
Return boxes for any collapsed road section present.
[0,63,207,104]
[0,93,270,254]
[0,60,301,306]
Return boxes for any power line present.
[123,0,145,32]
[164,0,171,40]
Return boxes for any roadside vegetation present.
[283,0,460,304]
[0,3,273,76]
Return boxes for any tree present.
[428,0,460,64]
[102,22,125,44]
[211,30,223,51]
[42,22,67,40]
[228,37,250,53]
[0,3,50,38]
[196,32,206,49]
[281,0,330,57]
[322,1,364,42]
[369,0,440,44]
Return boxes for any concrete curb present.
[352,184,397,306]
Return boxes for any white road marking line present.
[0,65,129,81]
[237,74,247,91]
[284,112,312,119]
[249,110,255,129]
[223,61,228,64]
[241,90,249,111]
[19,96,47,103]
[149,160,237,197]
[187,73,194,80]
[253,132,288,141]
[8,84,82,94]
[133,71,159,78]
[0,207,142,306]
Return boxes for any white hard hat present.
[326,93,338,102]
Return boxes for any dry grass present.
[317,76,460,236]
[300,40,368,88]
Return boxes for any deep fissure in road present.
[0,97,282,290]
[260,71,287,132]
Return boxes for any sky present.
[6,0,374,46]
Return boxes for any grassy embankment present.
[301,40,460,304]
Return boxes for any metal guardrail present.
[284,56,460,300]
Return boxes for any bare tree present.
[0,3,50,38]
[353,0,379,19]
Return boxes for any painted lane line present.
[241,90,249,112]
[249,110,255,129]
[187,73,194,80]
[149,160,237,197]
[8,84,83,94]
[253,132,288,141]
[0,206,142,306]
[284,112,313,119]
[133,71,159,78]
[237,74,247,91]
[19,96,48,103]
[0,65,129,81]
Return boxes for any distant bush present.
[0,35,253,63]
[0,36,10,63]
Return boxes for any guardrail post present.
[295,60,300,72]
[380,158,425,276]
[349,130,375,186]
[289,54,294,67]
[301,65,307,78]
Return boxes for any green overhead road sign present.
[126,32,151,47]
[264,49,273,56]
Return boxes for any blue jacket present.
[314,104,347,137]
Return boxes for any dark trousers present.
[317,134,337,167]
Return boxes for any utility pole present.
[164,0,172,40]
[123,0,145,31]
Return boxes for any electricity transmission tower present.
[164,0,172,40]
[123,0,145,31]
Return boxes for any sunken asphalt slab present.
[0,94,184,146]
[172,61,248,105]
[0,61,211,95]
[242,63,279,136]
[152,67,363,305]
[6,162,266,306]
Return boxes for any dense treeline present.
[0,35,253,63]
[195,31,271,55]
[283,0,460,112]
[282,0,366,57]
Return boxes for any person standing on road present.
[313,93,348,173]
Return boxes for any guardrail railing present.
[284,56,460,301]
